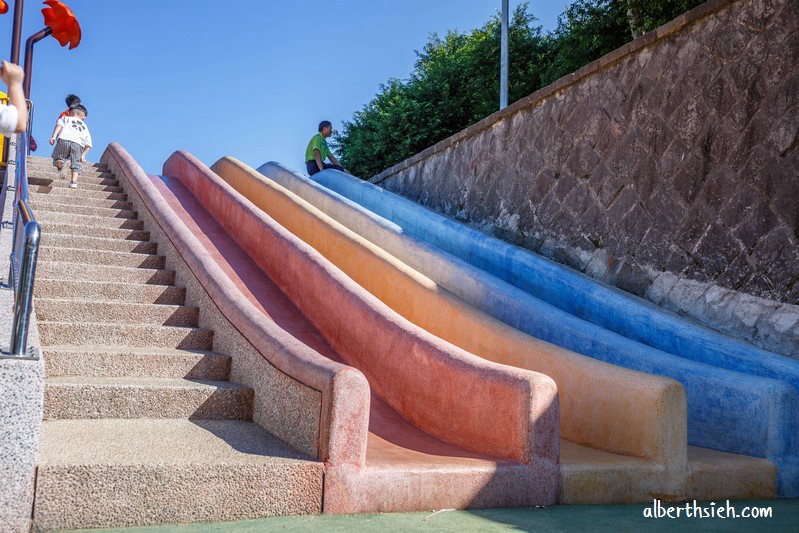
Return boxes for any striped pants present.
[52,139,84,174]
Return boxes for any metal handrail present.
[7,127,41,355]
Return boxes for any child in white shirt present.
[49,104,92,189]
[0,60,28,135]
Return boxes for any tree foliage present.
[627,0,707,35]
[335,0,705,179]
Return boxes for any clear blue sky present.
[0,1,571,175]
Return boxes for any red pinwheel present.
[0,1,8,15]
[41,0,81,49]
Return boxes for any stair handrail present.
[7,126,41,356]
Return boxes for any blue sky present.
[0,1,571,175]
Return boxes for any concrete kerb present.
[100,143,370,469]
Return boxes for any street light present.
[500,0,508,109]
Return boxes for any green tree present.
[540,0,706,85]
[336,0,708,179]
[334,5,548,179]
[626,0,706,37]
[540,0,629,86]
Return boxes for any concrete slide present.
[256,162,796,498]
[212,157,780,502]
[132,150,563,513]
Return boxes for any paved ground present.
[61,499,799,532]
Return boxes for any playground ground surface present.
[61,499,799,533]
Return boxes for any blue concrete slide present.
[259,163,799,496]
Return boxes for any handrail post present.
[7,207,19,290]
[5,128,41,357]
[11,217,40,355]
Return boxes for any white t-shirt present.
[56,116,92,148]
[0,104,19,135]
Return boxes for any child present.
[58,94,81,120]
[0,60,28,135]
[49,104,92,189]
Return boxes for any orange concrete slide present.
[152,150,561,512]
[210,156,693,503]
[212,158,700,503]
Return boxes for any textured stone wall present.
[372,0,798,356]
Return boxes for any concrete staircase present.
[26,158,323,530]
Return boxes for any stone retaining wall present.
[372,0,798,356]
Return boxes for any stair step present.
[27,163,112,176]
[36,210,144,230]
[29,178,124,194]
[42,234,156,254]
[38,247,163,269]
[43,345,228,379]
[31,186,127,201]
[29,191,132,210]
[33,419,322,530]
[40,223,149,241]
[35,279,184,304]
[37,263,175,285]
[28,171,118,186]
[27,158,106,168]
[29,200,136,219]
[38,321,212,350]
[43,377,252,419]
[28,158,106,171]
[36,299,196,325]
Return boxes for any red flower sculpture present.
[0,1,8,15]
[41,0,81,49]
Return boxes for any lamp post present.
[500,0,509,109]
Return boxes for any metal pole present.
[23,28,53,99]
[11,217,40,355]
[10,0,25,64]
[500,0,509,109]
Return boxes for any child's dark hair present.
[318,120,332,132]
[69,104,88,117]
[65,94,81,107]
